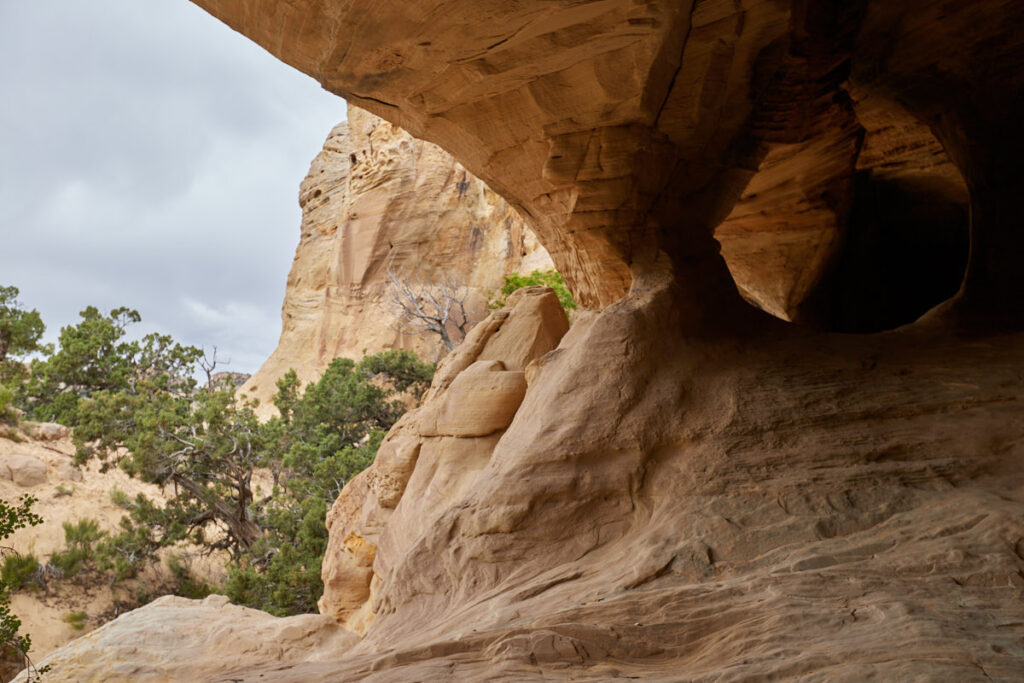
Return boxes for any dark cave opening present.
[797,172,970,333]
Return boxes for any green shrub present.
[19,305,199,427]
[357,349,435,398]
[109,486,132,509]
[0,496,46,680]
[0,286,50,394]
[0,383,18,427]
[0,553,40,592]
[489,269,576,313]
[167,555,214,600]
[223,496,330,616]
[62,611,87,631]
[49,519,105,579]
[20,317,434,619]
[93,500,172,582]
[221,353,434,616]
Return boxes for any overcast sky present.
[0,1,346,373]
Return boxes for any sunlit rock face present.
[319,286,570,634]
[241,103,552,414]
[27,1,1024,680]
[14,595,356,682]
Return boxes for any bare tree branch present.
[385,267,474,351]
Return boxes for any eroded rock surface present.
[240,103,552,412]
[319,286,569,632]
[193,0,1021,330]
[15,595,356,682]
[32,282,1024,680]
[292,274,1022,681]
[30,0,1024,680]
[0,453,47,487]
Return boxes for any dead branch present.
[385,267,473,351]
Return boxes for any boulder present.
[419,361,526,438]
[56,462,83,482]
[14,595,356,683]
[0,454,47,487]
[23,422,70,441]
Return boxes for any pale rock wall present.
[318,286,570,634]
[240,104,552,413]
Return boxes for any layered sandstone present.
[14,595,354,682]
[194,0,1023,676]
[27,0,1024,680]
[240,104,552,412]
[28,283,1024,680]
[318,286,570,633]
[191,0,1017,330]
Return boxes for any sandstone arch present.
[28,1,1016,680]
[193,0,1020,331]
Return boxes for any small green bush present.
[62,611,87,631]
[109,486,132,509]
[0,383,20,429]
[0,553,40,592]
[167,555,214,600]
[49,519,105,579]
[0,485,46,680]
[489,269,576,313]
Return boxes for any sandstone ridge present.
[16,595,355,682]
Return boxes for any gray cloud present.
[0,1,346,372]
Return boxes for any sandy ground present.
[0,425,236,661]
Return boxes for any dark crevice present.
[652,2,697,129]
[348,92,399,110]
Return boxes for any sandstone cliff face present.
[28,1,1024,680]
[240,104,552,412]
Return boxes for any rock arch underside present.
[27,1,1024,681]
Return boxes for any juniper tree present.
[0,286,49,383]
